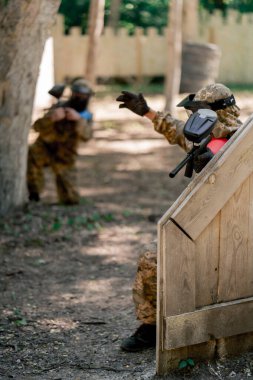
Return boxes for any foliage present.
[178,358,195,369]
[59,0,168,33]
[200,0,253,13]
[9,309,27,327]
[115,0,169,34]
[0,203,118,247]
[0,0,9,6]
[59,0,253,34]
[58,0,91,33]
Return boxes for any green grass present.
[95,80,165,97]
[225,83,253,93]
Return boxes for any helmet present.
[194,83,234,106]
[71,78,94,96]
[177,83,236,112]
[194,83,241,138]
[177,83,241,139]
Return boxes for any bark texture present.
[108,0,121,30]
[182,0,199,42]
[0,0,60,215]
[164,0,183,113]
[85,0,105,85]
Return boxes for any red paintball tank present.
[207,137,228,155]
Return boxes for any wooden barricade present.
[157,114,253,375]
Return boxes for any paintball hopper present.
[169,109,218,178]
[48,84,66,99]
[183,109,218,143]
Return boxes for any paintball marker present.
[169,109,221,178]
[42,84,66,113]
[48,84,66,100]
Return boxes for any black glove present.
[116,91,150,116]
[193,148,214,173]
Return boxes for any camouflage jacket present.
[152,111,242,153]
[32,115,92,166]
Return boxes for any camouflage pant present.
[27,140,79,204]
[133,241,157,325]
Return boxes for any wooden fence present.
[52,11,253,84]
[157,115,253,374]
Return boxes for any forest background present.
[59,0,253,34]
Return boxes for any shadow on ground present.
[1,117,253,379]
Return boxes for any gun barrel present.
[169,135,212,178]
[169,154,192,178]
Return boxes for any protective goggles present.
[71,84,94,96]
[177,93,236,112]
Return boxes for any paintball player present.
[27,78,94,205]
[116,83,242,352]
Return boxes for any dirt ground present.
[1,93,253,380]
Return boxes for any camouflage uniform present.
[27,111,92,204]
[133,241,157,324]
[132,84,242,325]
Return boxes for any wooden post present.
[182,0,199,42]
[85,0,105,85]
[164,0,183,113]
[108,0,121,31]
[135,27,143,84]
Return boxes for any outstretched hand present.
[116,91,150,116]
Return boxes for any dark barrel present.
[180,42,221,93]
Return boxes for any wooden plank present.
[219,178,251,302]
[247,172,253,294]
[164,221,195,316]
[158,115,253,230]
[170,116,253,240]
[157,333,253,373]
[157,216,164,348]
[157,177,198,228]
[221,332,253,358]
[195,213,220,308]
[156,222,194,375]
[157,117,253,375]
[164,297,253,349]
[157,220,215,374]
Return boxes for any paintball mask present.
[48,79,94,112]
[177,93,236,114]
[68,94,90,112]
[68,79,94,111]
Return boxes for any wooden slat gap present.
[170,217,193,241]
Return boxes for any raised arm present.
[116,91,190,152]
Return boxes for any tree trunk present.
[0,0,60,216]
[164,0,183,113]
[85,0,105,85]
[108,0,121,31]
[182,0,199,43]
